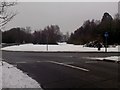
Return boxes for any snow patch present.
[0,61,2,90]
[85,56,120,62]
[0,61,42,88]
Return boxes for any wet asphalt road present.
[2,51,120,89]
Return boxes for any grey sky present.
[5,2,118,33]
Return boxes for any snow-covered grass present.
[0,60,2,90]
[0,61,42,88]
[1,43,119,52]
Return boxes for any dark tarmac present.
[2,51,120,89]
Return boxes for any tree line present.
[1,2,120,46]
[2,25,66,44]
[67,12,120,45]
[2,12,120,45]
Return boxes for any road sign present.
[104,32,108,37]
[104,32,108,52]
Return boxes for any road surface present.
[2,51,120,89]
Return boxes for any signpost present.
[46,33,48,51]
[104,32,108,52]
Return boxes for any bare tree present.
[0,1,17,28]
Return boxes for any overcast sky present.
[5,2,118,33]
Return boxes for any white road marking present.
[36,61,45,63]
[36,61,89,72]
[16,61,27,63]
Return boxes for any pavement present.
[2,51,120,89]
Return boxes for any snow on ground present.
[0,61,42,88]
[0,60,2,90]
[85,56,120,62]
[1,43,119,52]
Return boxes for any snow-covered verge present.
[0,61,42,89]
[1,43,119,52]
[85,56,120,62]
[0,61,2,90]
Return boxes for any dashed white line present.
[16,61,27,63]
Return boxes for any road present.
[2,51,120,89]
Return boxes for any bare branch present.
[0,13,16,27]
[0,1,17,28]
[0,2,17,7]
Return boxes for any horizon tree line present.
[2,12,120,45]
[67,12,120,45]
[2,25,64,44]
